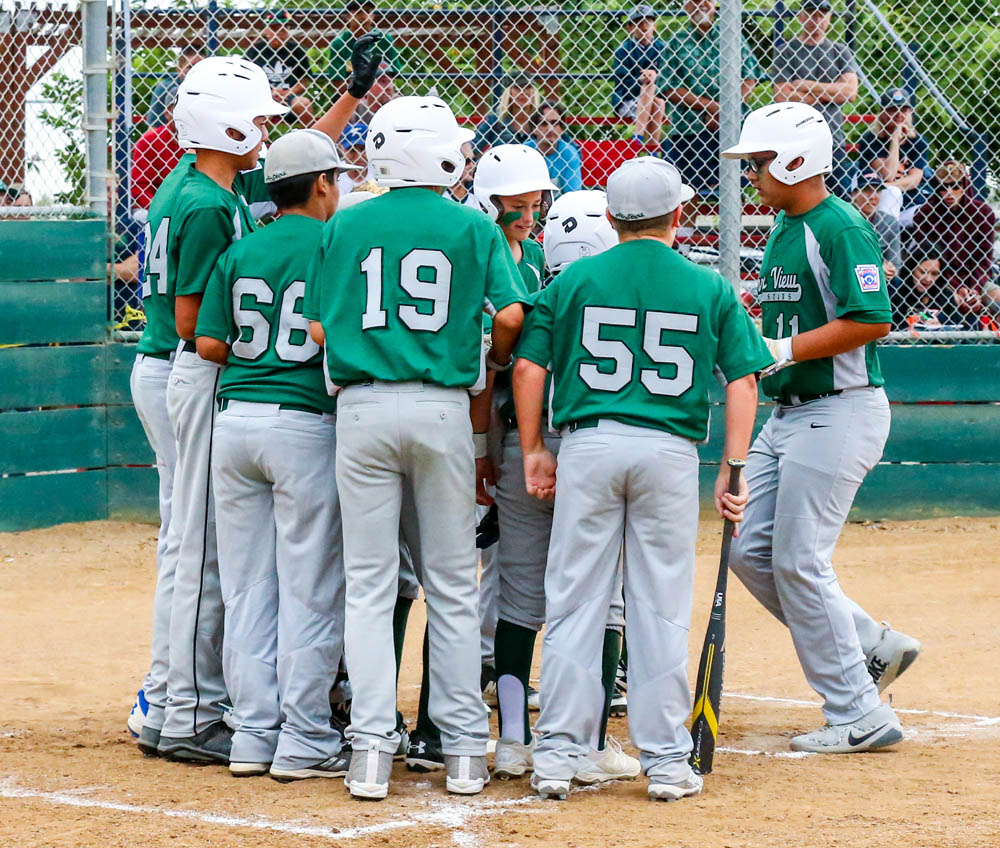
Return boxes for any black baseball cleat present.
[137,724,161,758]
[405,730,445,772]
[157,719,233,765]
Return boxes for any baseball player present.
[490,188,639,784]
[721,102,919,753]
[304,96,529,799]
[193,129,360,780]
[513,156,772,801]
[133,37,385,762]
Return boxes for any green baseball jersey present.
[517,239,772,441]
[195,214,334,412]
[485,237,544,333]
[304,187,529,388]
[758,195,891,400]
[328,30,402,78]
[136,159,257,357]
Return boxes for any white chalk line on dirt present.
[0,777,544,843]
[726,692,1000,725]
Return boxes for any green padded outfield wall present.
[0,219,997,531]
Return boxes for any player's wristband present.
[473,432,489,459]
[485,350,512,372]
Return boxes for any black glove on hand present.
[348,31,384,99]
[475,503,500,550]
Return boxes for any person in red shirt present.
[131,103,184,211]
[911,159,997,290]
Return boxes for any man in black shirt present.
[247,10,315,125]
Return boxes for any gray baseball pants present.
[161,346,228,738]
[534,421,699,782]
[130,352,179,732]
[336,381,489,757]
[729,386,890,724]
[212,401,345,769]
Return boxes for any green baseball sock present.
[597,628,623,751]
[495,617,537,745]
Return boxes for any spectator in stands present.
[772,0,858,198]
[246,10,315,125]
[1,180,24,206]
[857,88,930,222]
[612,5,668,145]
[131,100,184,212]
[850,170,901,277]
[338,122,372,195]
[526,102,582,196]
[911,159,997,290]
[660,0,765,196]
[473,75,539,153]
[355,62,398,124]
[445,142,478,206]
[145,46,202,128]
[892,242,984,331]
[328,1,402,81]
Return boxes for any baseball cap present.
[264,9,292,24]
[606,156,695,221]
[880,88,914,109]
[340,122,368,149]
[264,129,361,183]
[799,0,832,10]
[627,4,657,22]
[0,180,19,199]
[851,171,884,192]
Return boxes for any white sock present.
[497,674,527,743]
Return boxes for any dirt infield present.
[2,517,999,848]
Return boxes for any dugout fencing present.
[1,0,999,530]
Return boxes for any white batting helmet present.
[543,190,618,274]
[473,144,557,222]
[722,102,833,186]
[366,96,474,188]
[173,56,288,156]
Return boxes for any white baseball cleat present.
[444,754,490,795]
[647,768,704,802]
[790,703,904,754]
[230,761,271,777]
[573,736,641,784]
[127,689,148,738]
[866,623,921,693]
[531,772,570,800]
[526,685,540,712]
[345,740,393,800]
[494,737,533,779]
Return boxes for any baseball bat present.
[689,457,745,775]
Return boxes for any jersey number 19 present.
[360,247,452,332]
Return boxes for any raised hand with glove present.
[348,31,385,99]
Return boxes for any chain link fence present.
[3,0,997,341]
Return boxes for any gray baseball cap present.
[627,4,657,21]
[264,129,361,183]
[606,156,695,221]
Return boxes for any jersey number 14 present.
[580,305,698,397]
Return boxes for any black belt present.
[217,397,325,416]
[181,339,197,353]
[567,417,601,432]
[776,390,843,406]
[141,349,172,361]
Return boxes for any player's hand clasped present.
[714,465,748,527]
[523,448,557,500]
[347,31,384,99]
[760,335,795,378]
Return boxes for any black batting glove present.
[347,30,384,99]
[475,503,500,550]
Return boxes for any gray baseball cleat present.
[790,703,904,754]
[345,740,393,800]
[531,772,570,800]
[270,750,351,782]
[866,624,921,693]
[137,724,161,758]
[445,754,490,794]
[157,719,233,765]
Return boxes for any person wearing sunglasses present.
[444,142,479,206]
[525,102,582,196]
[721,101,918,755]
[911,160,997,291]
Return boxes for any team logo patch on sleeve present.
[854,264,881,292]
